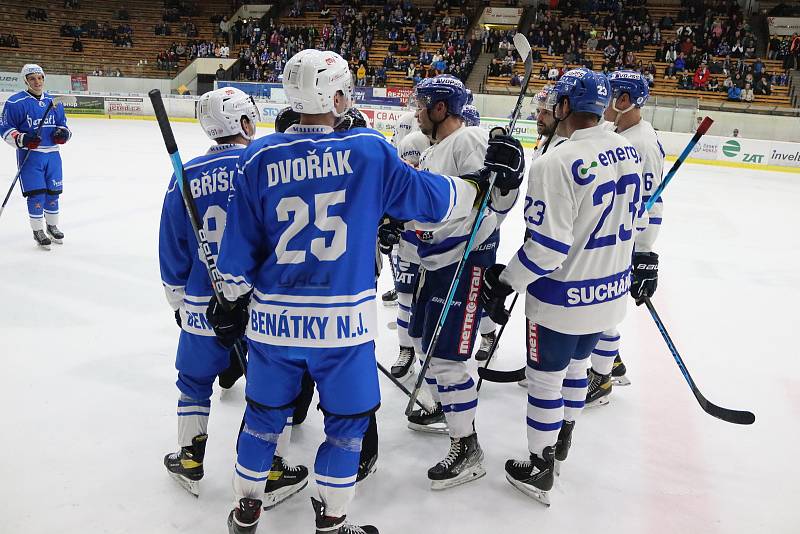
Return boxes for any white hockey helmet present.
[282,49,353,117]
[21,64,45,86]
[197,87,261,141]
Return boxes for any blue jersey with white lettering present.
[216,124,477,348]
[0,91,69,153]
[159,144,244,337]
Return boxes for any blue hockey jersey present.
[0,91,69,153]
[216,124,478,348]
[159,144,245,337]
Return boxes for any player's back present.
[527,125,644,334]
[160,145,242,305]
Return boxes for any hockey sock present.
[27,193,45,231]
[414,337,441,404]
[44,195,59,226]
[315,415,368,517]
[478,313,496,336]
[590,329,619,376]
[274,415,294,458]
[430,358,477,438]
[525,367,567,456]
[397,291,413,346]
[562,358,589,422]
[177,394,211,447]
[234,403,291,502]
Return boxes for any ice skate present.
[390,346,415,379]
[46,224,64,244]
[505,446,555,506]
[228,497,261,534]
[357,451,378,482]
[428,433,486,490]
[585,368,612,408]
[381,288,397,307]
[312,497,378,533]
[611,355,631,386]
[474,330,496,361]
[407,402,448,434]
[553,420,575,476]
[262,455,309,510]
[32,229,51,250]
[163,434,207,497]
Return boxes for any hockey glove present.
[480,264,514,325]
[484,131,525,194]
[52,127,71,144]
[335,107,368,131]
[174,309,182,328]
[630,252,659,305]
[13,132,41,150]
[378,217,403,254]
[206,296,250,348]
[460,170,491,207]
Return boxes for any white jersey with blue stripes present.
[500,122,646,335]
[408,125,518,270]
[390,111,418,149]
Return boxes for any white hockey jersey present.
[617,119,665,253]
[397,130,430,166]
[390,110,418,148]
[530,133,567,164]
[409,125,518,270]
[500,123,645,335]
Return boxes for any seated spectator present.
[375,65,386,87]
[356,63,366,86]
[755,75,771,95]
[709,59,723,74]
[664,62,677,79]
[674,53,686,72]
[548,64,559,80]
[678,74,692,90]
[722,74,734,89]
[72,38,83,52]
[743,82,754,102]
[693,64,710,90]
[708,77,720,91]
[539,63,549,79]
[727,84,742,101]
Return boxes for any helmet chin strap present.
[611,97,635,126]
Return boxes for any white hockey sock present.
[430,358,476,438]
[177,394,210,447]
[590,328,619,376]
[397,291,413,347]
[29,217,44,232]
[562,358,590,421]
[479,314,496,336]
[526,367,567,456]
[44,211,59,227]
[274,415,293,458]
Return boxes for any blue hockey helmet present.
[461,104,480,127]
[607,70,650,108]
[413,75,469,117]
[547,68,611,118]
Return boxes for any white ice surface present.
[1,118,799,534]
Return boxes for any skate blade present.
[612,376,631,386]
[36,243,51,251]
[517,379,528,388]
[357,464,378,484]
[382,301,398,308]
[168,471,200,497]
[584,396,610,409]
[391,366,416,382]
[407,422,450,435]
[430,464,486,490]
[506,474,551,507]
[48,235,63,244]
[262,479,308,510]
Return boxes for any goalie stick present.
[149,89,248,375]
[405,32,534,415]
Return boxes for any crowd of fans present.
[768,33,800,70]
[60,21,134,48]
[25,8,48,21]
[235,0,478,87]
[156,40,230,71]
[0,34,20,48]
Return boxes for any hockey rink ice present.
[0,118,798,533]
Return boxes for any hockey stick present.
[477,118,717,386]
[404,33,534,415]
[149,89,247,375]
[0,98,57,221]
[377,361,435,413]
[643,298,754,425]
[475,293,518,391]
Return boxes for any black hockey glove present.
[480,264,514,325]
[206,296,250,348]
[484,129,525,194]
[14,132,41,150]
[52,127,70,144]
[378,217,403,254]
[335,107,368,131]
[630,252,659,305]
[174,309,182,328]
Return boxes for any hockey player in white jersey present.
[205,50,513,534]
[158,88,308,504]
[401,75,524,489]
[585,70,665,406]
[480,68,645,505]
[389,106,418,149]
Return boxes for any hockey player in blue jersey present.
[159,87,308,506]
[205,49,523,534]
[480,68,645,505]
[0,64,70,249]
[584,70,665,406]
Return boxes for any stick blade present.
[695,389,755,425]
[513,33,532,60]
[477,365,526,383]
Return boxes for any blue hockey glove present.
[481,264,514,325]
